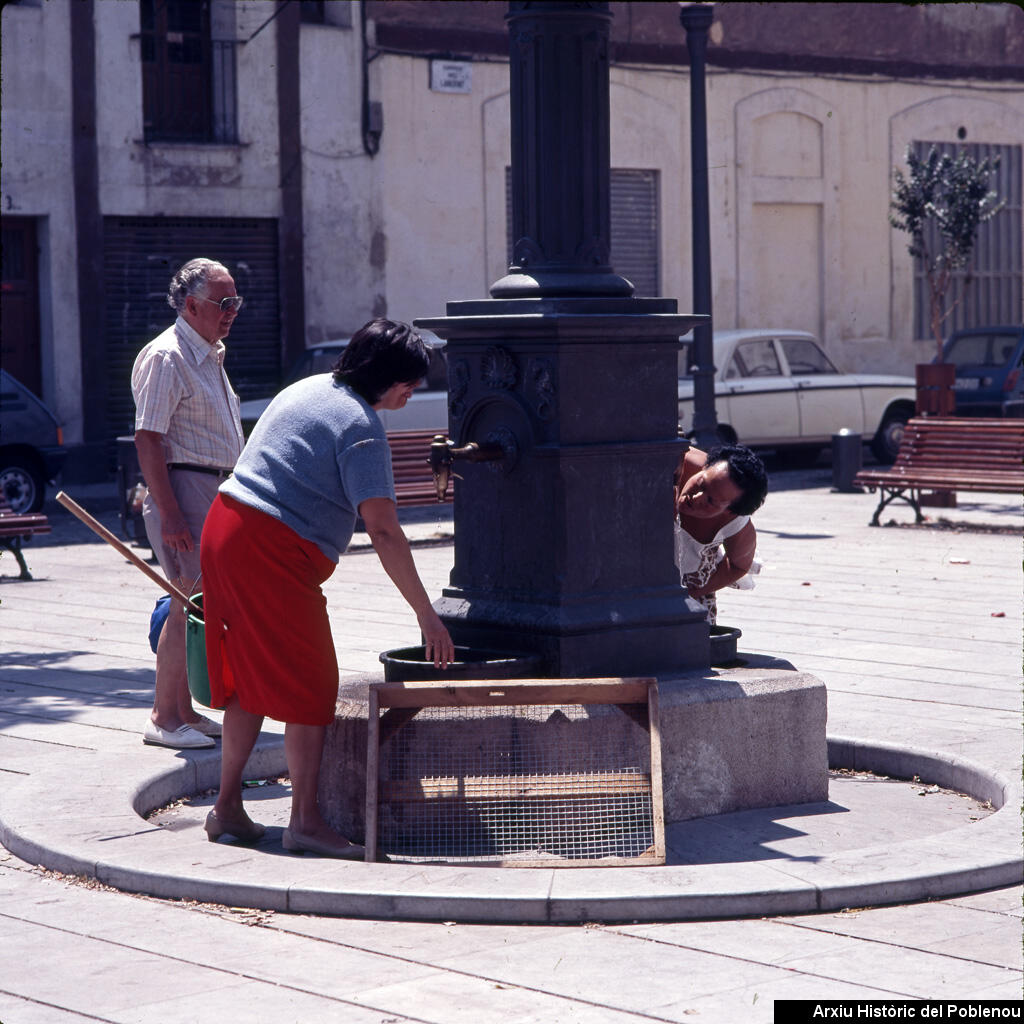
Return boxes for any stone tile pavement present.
[0,464,1021,1021]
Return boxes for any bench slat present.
[0,495,51,580]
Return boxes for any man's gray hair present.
[167,258,229,312]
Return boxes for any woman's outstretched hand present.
[419,610,455,669]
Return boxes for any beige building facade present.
[2,1,1021,477]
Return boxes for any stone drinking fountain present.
[319,0,828,853]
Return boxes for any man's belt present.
[167,463,233,480]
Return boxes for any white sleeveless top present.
[673,515,750,577]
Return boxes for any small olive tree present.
[889,145,1004,361]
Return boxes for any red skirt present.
[200,493,338,726]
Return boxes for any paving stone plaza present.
[1,462,1021,1020]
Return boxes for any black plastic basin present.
[709,624,742,666]
[380,646,545,682]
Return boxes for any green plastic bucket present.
[185,593,214,708]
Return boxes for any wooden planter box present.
[915,362,956,416]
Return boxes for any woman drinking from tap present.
[200,318,454,859]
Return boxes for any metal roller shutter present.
[506,167,661,297]
[102,216,281,457]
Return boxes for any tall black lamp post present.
[679,2,719,451]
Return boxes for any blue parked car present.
[0,370,67,513]
[944,325,1024,417]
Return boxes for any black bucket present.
[709,624,742,666]
[380,646,544,683]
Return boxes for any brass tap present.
[429,434,508,501]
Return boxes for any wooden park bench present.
[388,429,452,508]
[853,417,1024,525]
[0,493,51,580]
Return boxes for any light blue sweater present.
[220,375,395,561]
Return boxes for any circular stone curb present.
[0,734,1019,923]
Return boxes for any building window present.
[912,141,1022,339]
[506,168,661,297]
[300,1,326,23]
[300,1,354,28]
[140,0,238,143]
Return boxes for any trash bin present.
[831,429,862,492]
[116,434,149,546]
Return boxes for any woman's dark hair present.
[332,318,431,403]
[705,444,768,516]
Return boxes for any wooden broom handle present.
[56,491,203,618]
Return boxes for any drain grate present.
[365,679,664,867]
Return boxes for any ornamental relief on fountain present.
[447,345,558,444]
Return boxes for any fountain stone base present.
[318,653,828,848]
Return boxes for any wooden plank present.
[364,686,380,863]
[856,474,1023,492]
[387,850,664,868]
[371,677,655,709]
[857,472,1024,485]
[0,495,51,538]
[494,850,662,868]
[380,771,651,803]
[647,680,666,865]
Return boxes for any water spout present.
[429,433,514,501]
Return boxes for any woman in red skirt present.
[200,319,454,858]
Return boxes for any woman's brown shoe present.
[204,810,266,845]
[282,828,365,860]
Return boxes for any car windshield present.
[946,331,1020,370]
[779,338,838,375]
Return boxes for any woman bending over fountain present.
[674,443,768,625]
[199,318,454,859]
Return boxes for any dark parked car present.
[944,325,1024,417]
[0,369,67,513]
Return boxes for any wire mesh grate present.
[376,703,658,865]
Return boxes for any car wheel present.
[871,412,909,464]
[0,460,46,514]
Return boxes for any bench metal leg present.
[2,539,34,581]
[869,487,923,527]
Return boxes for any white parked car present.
[239,332,449,434]
[678,329,916,463]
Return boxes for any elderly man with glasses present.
[131,258,246,749]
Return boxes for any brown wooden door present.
[0,216,42,395]
[140,0,212,142]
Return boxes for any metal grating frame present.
[365,678,664,868]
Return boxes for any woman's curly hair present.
[704,444,768,516]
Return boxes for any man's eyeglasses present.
[198,295,244,313]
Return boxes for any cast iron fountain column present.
[418,0,709,676]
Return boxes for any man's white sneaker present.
[143,721,216,749]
